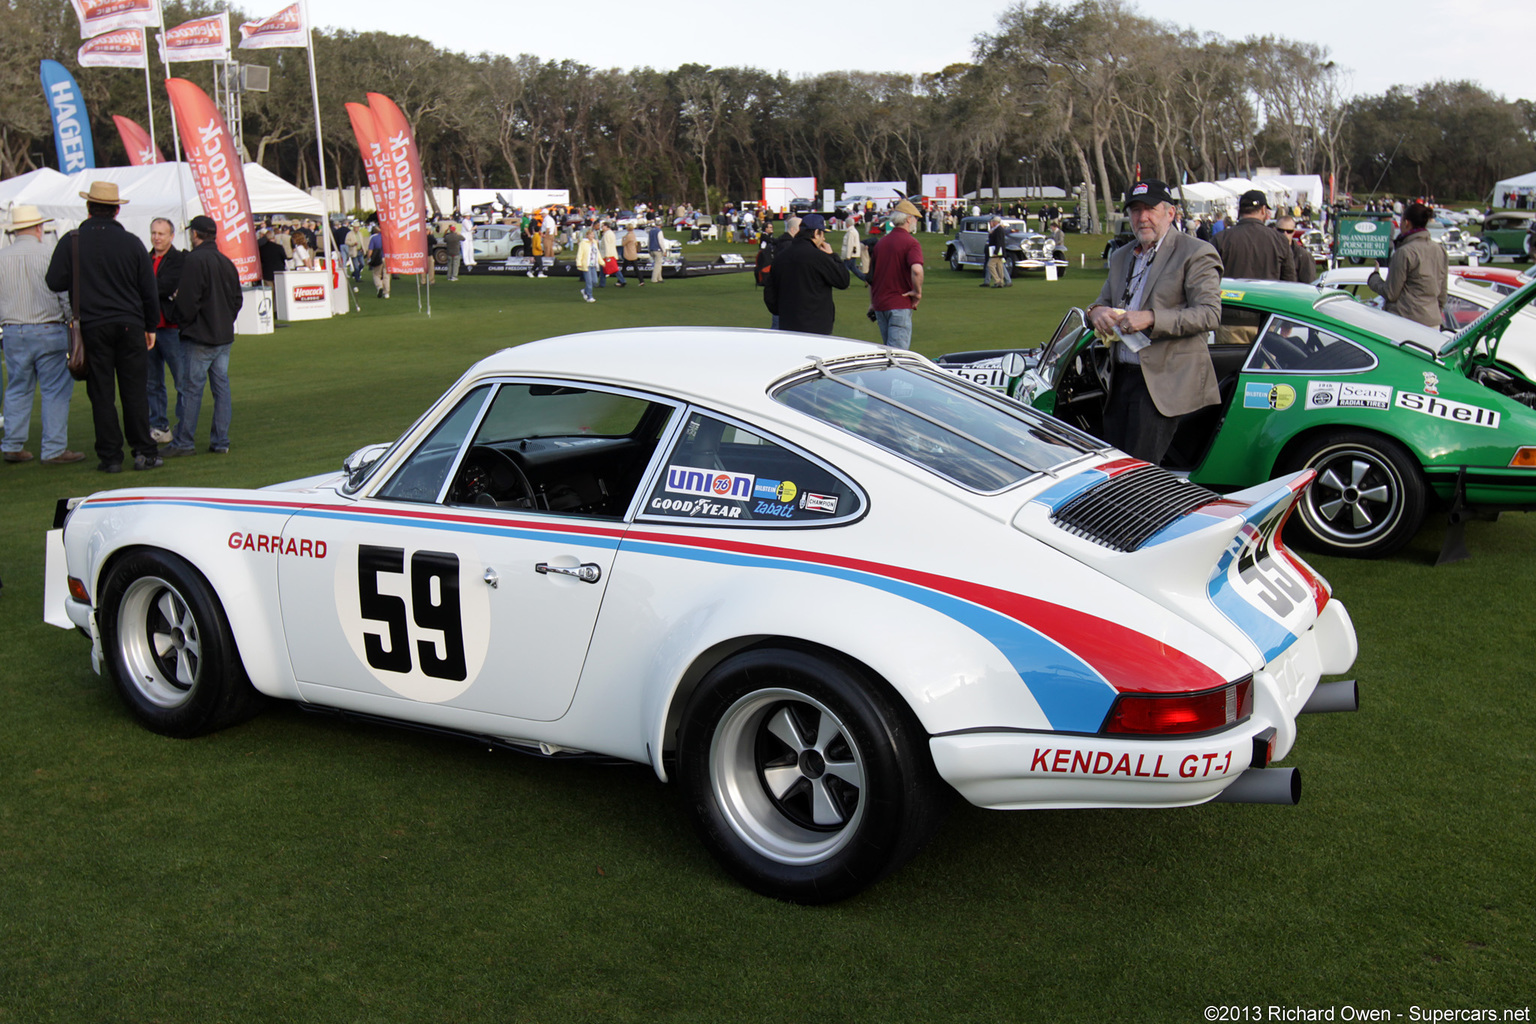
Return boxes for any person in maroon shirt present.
[866,199,925,349]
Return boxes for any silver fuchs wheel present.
[1286,430,1427,558]
[678,646,948,903]
[99,550,265,737]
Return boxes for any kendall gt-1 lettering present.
[666,465,754,500]
[1026,747,1237,778]
[650,497,744,518]
[1395,391,1501,429]
[335,542,491,702]
[1306,380,1392,410]
[228,532,328,558]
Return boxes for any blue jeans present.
[582,267,599,299]
[174,344,231,451]
[145,326,185,433]
[875,309,913,349]
[845,258,867,283]
[2,322,73,459]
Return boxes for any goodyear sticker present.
[1243,382,1296,410]
[1220,289,1245,301]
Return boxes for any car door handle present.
[535,562,602,584]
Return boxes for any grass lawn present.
[0,231,1531,1022]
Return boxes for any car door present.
[277,380,680,724]
[958,219,987,264]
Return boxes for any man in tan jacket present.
[1368,202,1447,328]
[1087,180,1223,466]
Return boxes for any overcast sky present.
[303,0,1534,103]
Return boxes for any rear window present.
[1312,294,1446,350]
[776,363,1095,492]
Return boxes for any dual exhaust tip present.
[1213,679,1359,807]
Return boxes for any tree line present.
[4,0,1534,215]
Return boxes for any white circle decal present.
[1353,222,1379,234]
[333,540,491,702]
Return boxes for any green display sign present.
[1333,215,1395,260]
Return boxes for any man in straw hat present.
[1,205,83,464]
[46,180,162,472]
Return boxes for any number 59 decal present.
[335,543,491,702]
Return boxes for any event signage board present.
[1333,214,1394,261]
[38,61,95,173]
[921,173,958,203]
[366,92,427,275]
[159,13,230,63]
[346,102,395,267]
[165,78,260,283]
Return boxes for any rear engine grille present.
[1050,465,1220,551]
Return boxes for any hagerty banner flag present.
[39,60,95,173]
[165,78,259,283]
[77,27,148,68]
[69,0,159,39]
[361,93,427,275]
[238,4,307,49]
[113,115,163,165]
[159,12,231,63]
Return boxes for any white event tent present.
[1173,181,1238,216]
[1492,170,1536,203]
[13,161,325,249]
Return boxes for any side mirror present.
[342,442,390,487]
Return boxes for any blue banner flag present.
[39,60,96,173]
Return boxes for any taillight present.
[67,577,90,603]
[1103,678,1254,735]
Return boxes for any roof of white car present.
[469,328,903,408]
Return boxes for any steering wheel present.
[451,445,538,508]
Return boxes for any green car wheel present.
[1286,430,1427,559]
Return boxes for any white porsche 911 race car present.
[44,329,1360,902]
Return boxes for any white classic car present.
[44,330,1359,902]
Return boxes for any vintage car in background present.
[1476,211,1534,262]
[944,216,1069,275]
[939,279,1536,560]
[1428,225,1475,264]
[1298,228,1330,265]
[1451,265,1533,296]
[44,330,1359,903]
[834,194,875,219]
[1101,216,1135,259]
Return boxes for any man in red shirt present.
[866,199,924,349]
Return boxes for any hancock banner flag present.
[39,61,95,173]
[69,0,159,40]
[345,102,396,266]
[159,12,230,63]
[113,115,163,165]
[367,93,427,275]
[78,27,148,68]
[238,4,307,49]
[166,78,259,283]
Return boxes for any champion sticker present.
[665,465,754,501]
[799,492,839,514]
[1244,382,1296,410]
[1306,380,1391,410]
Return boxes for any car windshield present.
[775,361,1095,492]
[1312,293,1446,353]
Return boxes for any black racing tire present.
[1283,430,1427,558]
[98,549,265,738]
[677,646,948,903]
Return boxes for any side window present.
[377,386,491,503]
[1444,294,1486,330]
[1245,316,1376,373]
[642,412,862,526]
[443,383,672,518]
[1213,305,1266,347]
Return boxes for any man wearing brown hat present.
[164,215,242,457]
[45,180,162,472]
[1210,189,1297,282]
[2,205,83,465]
[867,198,925,348]
[1086,179,1222,466]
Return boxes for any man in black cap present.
[163,215,242,457]
[1211,189,1296,282]
[1086,179,1222,466]
[762,213,850,334]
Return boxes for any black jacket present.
[45,215,159,330]
[1210,217,1297,281]
[173,240,243,346]
[152,246,186,328]
[762,234,851,334]
[258,239,287,282]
